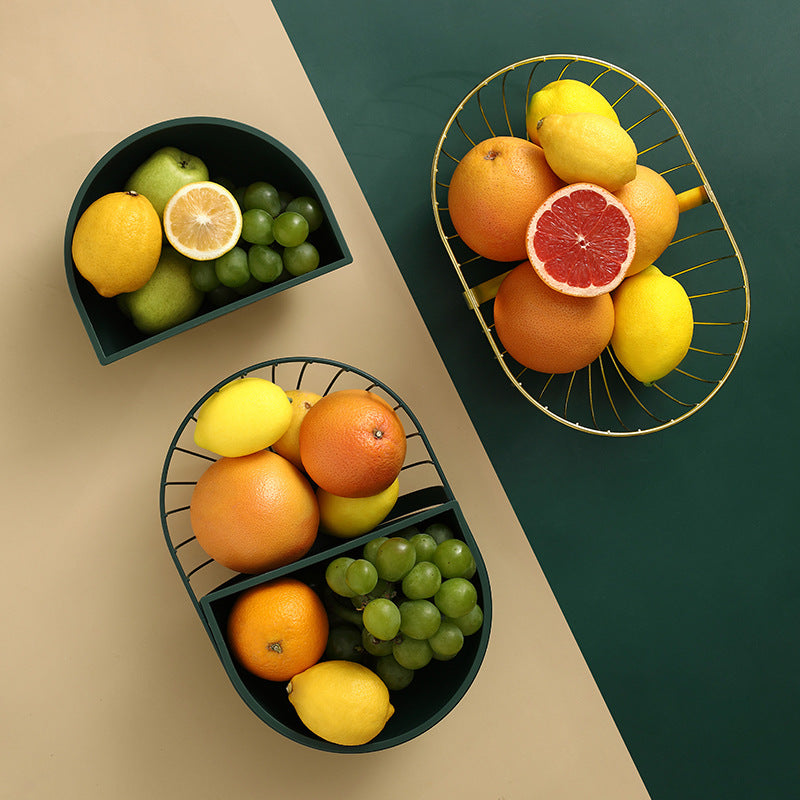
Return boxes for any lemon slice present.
[163,181,242,260]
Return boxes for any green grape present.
[425,522,455,545]
[325,556,357,598]
[362,598,401,641]
[434,578,477,619]
[398,525,421,539]
[393,635,433,670]
[399,599,441,640]
[325,625,364,663]
[235,274,263,296]
[374,537,416,582]
[361,627,394,657]
[407,532,438,563]
[363,536,389,564]
[366,578,393,600]
[232,185,247,209]
[205,284,239,307]
[446,604,483,636]
[278,190,294,213]
[273,211,309,247]
[241,208,275,245]
[345,558,379,596]
[243,181,281,215]
[428,620,464,661]
[433,539,476,579]
[190,260,220,293]
[286,195,325,232]
[401,561,442,600]
[247,244,283,283]
[214,246,250,288]
[283,242,319,277]
[214,176,236,193]
[375,654,414,691]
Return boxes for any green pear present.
[125,146,209,218]
[125,248,204,334]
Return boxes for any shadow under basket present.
[159,356,492,752]
[65,117,352,365]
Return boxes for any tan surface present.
[0,1,649,797]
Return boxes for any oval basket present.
[159,356,492,752]
[431,54,750,436]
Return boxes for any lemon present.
[287,660,394,746]
[194,376,292,457]
[71,191,162,297]
[163,181,243,261]
[537,112,637,191]
[317,478,400,539]
[611,265,694,385]
[526,79,619,144]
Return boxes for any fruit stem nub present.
[267,641,283,654]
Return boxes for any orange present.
[447,135,563,262]
[613,165,680,277]
[525,182,635,297]
[189,450,319,574]
[271,389,322,469]
[299,389,406,498]
[493,261,615,374]
[226,577,329,682]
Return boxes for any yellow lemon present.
[611,265,694,385]
[163,180,242,261]
[526,79,619,144]
[271,389,322,470]
[317,478,400,539]
[194,376,292,457]
[71,190,161,297]
[537,112,637,191]
[287,660,394,746]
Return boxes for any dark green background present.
[272,1,798,797]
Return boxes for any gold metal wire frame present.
[431,55,750,436]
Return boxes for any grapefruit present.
[189,450,319,574]
[525,182,635,297]
[493,261,615,374]
[446,136,563,262]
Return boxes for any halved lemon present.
[163,181,243,260]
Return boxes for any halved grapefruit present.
[525,182,635,297]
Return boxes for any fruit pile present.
[447,78,695,386]
[70,145,327,336]
[185,373,483,746]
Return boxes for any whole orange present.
[613,165,680,277]
[493,261,615,374]
[299,389,406,498]
[189,450,319,574]
[271,389,322,470]
[447,135,563,262]
[226,577,329,682]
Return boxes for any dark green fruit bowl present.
[64,117,352,365]
[159,357,492,752]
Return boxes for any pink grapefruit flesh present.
[525,182,635,297]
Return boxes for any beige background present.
[1,1,649,797]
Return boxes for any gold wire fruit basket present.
[431,54,750,436]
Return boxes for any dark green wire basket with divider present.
[431,54,750,436]
[159,356,492,752]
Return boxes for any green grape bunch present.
[320,521,484,693]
